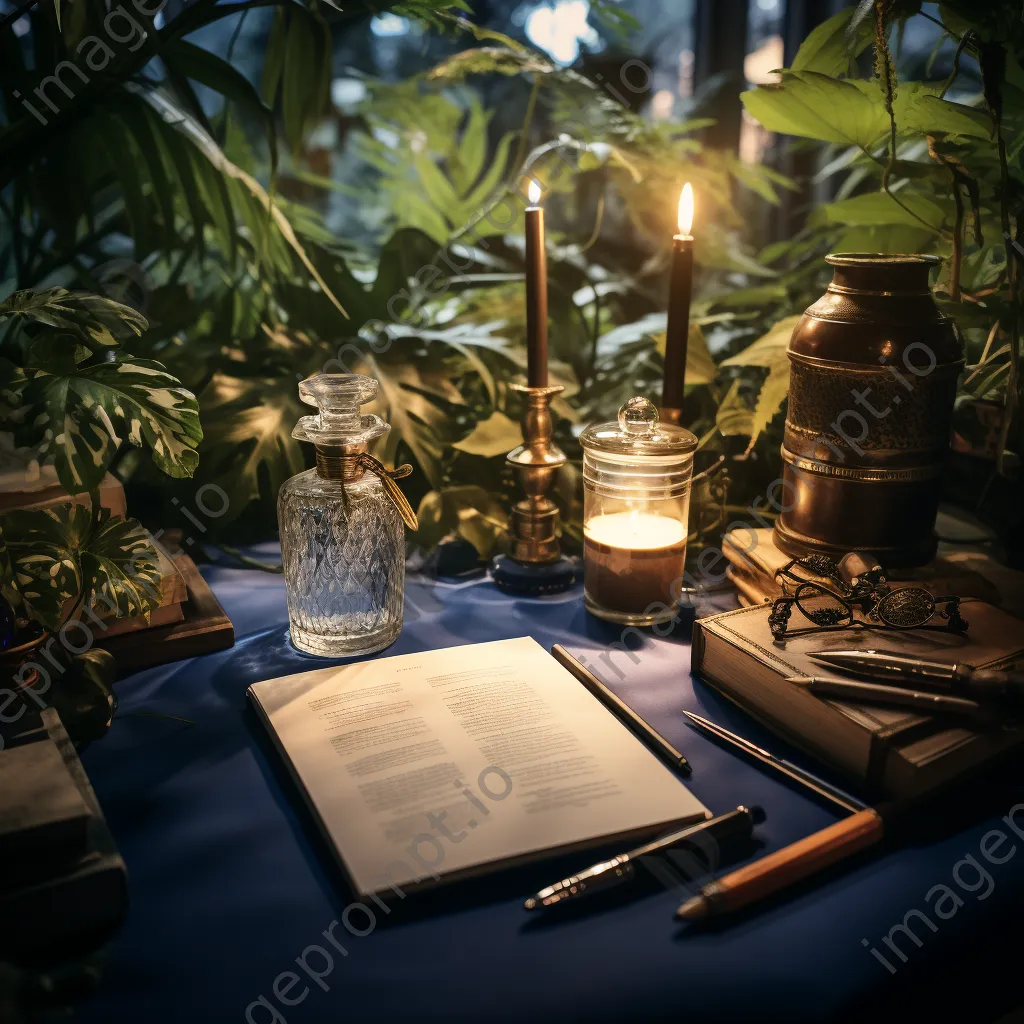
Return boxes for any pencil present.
[675,806,888,921]
[551,645,691,775]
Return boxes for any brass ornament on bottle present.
[773,254,963,568]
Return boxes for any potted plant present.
[0,287,202,744]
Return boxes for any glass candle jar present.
[579,397,697,625]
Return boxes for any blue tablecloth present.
[78,550,1024,1023]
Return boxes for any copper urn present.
[773,254,963,568]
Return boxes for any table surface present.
[78,549,1024,1024]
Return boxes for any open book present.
[249,637,707,897]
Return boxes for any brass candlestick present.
[491,383,576,594]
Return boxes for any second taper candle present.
[662,183,694,421]
[524,179,549,388]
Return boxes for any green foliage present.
[0,504,160,631]
[17,0,1018,564]
[261,3,332,155]
[721,316,802,451]
[0,291,202,494]
[737,3,1024,476]
[0,289,147,349]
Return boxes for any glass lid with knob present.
[579,396,697,460]
[579,397,697,627]
[293,373,389,448]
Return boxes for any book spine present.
[690,620,706,673]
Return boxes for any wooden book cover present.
[692,599,1024,798]
[98,554,233,674]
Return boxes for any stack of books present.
[701,519,1024,799]
[0,465,127,517]
[721,526,1022,619]
[1,467,234,672]
[0,709,127,959]
[693,598,1024,798]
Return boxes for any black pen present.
[524,805,765,911]
[788,675,988,720]
[552,644,690,775]
[681,709,865,814]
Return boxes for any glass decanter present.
[278,374,417,657]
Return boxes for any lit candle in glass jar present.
[584,509,688,620]
[579,397,697,626]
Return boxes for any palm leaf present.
[134,85,348,318]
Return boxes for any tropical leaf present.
[413,485,507,556]
[722,315,801,449]
[452,410,520,458]
[0,520,22,614]
[809,191,949,231]
[897,93,993,142]
[427,46,555,83]
[56,648,118,745]
[82,512,163,621]
[17,358,202,494]
[715,380,755,437]
[196,373,306,524]
[791,7,875,77]
[742,73,892,149]
[652,322,718,387]
[258,1,333,154]
[135,85,349,317]
[369,357,447,487]
[0,289,148,348]
[0,505,160,630]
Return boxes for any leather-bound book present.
[0,710,127,960]
[692,599,1024,799]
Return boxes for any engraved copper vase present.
[773,254,963,568]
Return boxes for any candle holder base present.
[583,593,681,627]
[493,383,576,596]
[491,554,577,596]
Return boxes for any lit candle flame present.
[528,179,542,205]
[629,507,640,534]
[678,182,694,236]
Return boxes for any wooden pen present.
[551,645,691,775]
[675,804,893,921]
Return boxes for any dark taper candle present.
[662,183,694,419]
[525,180,549,388]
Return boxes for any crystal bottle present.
[278,374,418,657]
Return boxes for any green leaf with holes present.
[17,358,202,494]
[0,289,147,349]
[0,505,160,631]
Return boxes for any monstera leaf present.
[15,358,201,493]
[0,505,160,631]
[0,289,147,349]
[196,373,306,526]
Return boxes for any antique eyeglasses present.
[769,554,969,641]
